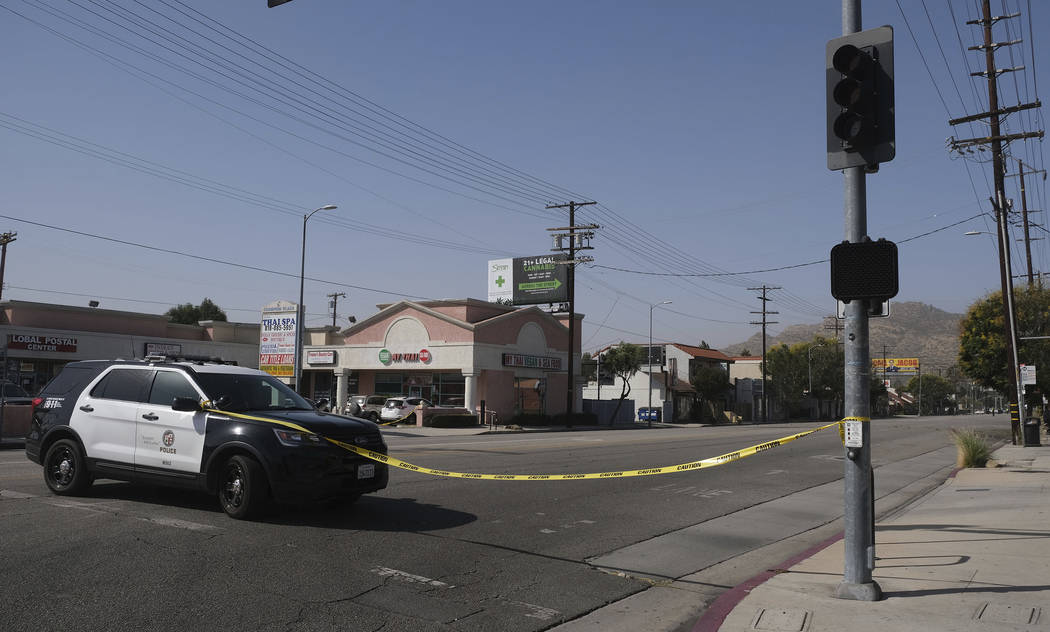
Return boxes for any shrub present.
[950,428,992,468]
[509,413,552,427]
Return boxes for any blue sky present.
[1,1,1046,354]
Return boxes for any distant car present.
[380,396,432,422]
[349,394,386,421]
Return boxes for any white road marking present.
[0,489,36,499]
[539,528,556,534]
[370,567,454,588]
[766,469,787,475]
[139,516,221,532]
[504,600,561,621]
[693,489,732,498]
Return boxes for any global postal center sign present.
[8,334,78,353]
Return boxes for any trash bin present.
[638,407,650,422]
[1023,418,1041,447]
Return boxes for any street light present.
[648,300,672,428]
[965,227,1026,443]
[808,343,825,399]
[295,204,337,394]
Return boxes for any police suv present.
[25,358,388,519]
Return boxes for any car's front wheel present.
[219,455,269,519]
[43,439,92,495]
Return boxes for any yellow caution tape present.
[206,408,845,480]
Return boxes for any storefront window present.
[374,373,403,396]
[514,377,545,415]
[434,373,465,407]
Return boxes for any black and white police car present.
[25,358,388,519]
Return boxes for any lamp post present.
[648,300,672,428]
[808,342,825,399]
[295,204,337,394]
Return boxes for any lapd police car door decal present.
[134,370,207,473]
[71,367,152,465]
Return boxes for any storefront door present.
[408,385,433,402]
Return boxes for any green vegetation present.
[950,428,992,468]
[602,343,645,423]
[165,298,228,324]
[959,285,1049,395]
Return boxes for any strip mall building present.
[300,299,582,420]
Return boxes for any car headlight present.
[273,428,325,447]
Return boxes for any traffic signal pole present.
[835,0,881,602]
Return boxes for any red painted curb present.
[691,533,845,632]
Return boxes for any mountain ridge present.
[722,301,963,372]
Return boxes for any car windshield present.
[193,372,313,412]
[2,383,28,398]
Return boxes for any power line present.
[0,213,430,300]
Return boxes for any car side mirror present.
[172,397,203,412]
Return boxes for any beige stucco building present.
[0,300,260,394]
[299,299,582,421]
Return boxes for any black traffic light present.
[827,26,894,170]
[830,238,899,303]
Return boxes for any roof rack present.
[144,354,238,366]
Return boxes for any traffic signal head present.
[827,27,894,170]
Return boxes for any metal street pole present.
[648,301,671,427]
[835,0,881,602]
[295,204,337,394]
[808,343,824,402]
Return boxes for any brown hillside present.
[723,301,962,373]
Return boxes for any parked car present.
[349,394,386,421]
[25,359,388,519]
[1,380,33,405]
[380,396,433,422]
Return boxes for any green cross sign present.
[495,275,506,288]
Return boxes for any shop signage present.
[379,348,432,365]
[486,254,569,305]
[503,353,562,370]
[259,300,299,377]
[871,357,919,374]
[145,342,182,357]
[7,334,78,353]
[20,362,34,373]
[308,350,335,365]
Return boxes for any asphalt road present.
[0,415,1010,632]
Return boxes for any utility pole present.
[948,0,1040,445]
[0,232,17,302]
[327,292,346,328]
[748,285,780,424]
[546,201,598,422]
[1005,157,1046,286]
[948,1,1043,444]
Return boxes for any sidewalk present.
[701,442,1050,631]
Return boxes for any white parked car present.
[379,396,432,422]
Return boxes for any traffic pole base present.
[834,580,883,601]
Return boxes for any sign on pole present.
[259,300,298,378]
[1020,364,1036,386]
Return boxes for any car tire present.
[219,454,269,520]
[43,438,92,496]
[368,412,379,422]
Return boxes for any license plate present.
[358,463,375,479]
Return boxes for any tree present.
[580,352,596,382]
[959,285,1050,399]
[165,298,228,325]
[740,348,752,357]
[691,365,729,421]
[766,342,808,416]
[904,374,953,415]
[698,340,711,350]
[603,343,644,422]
